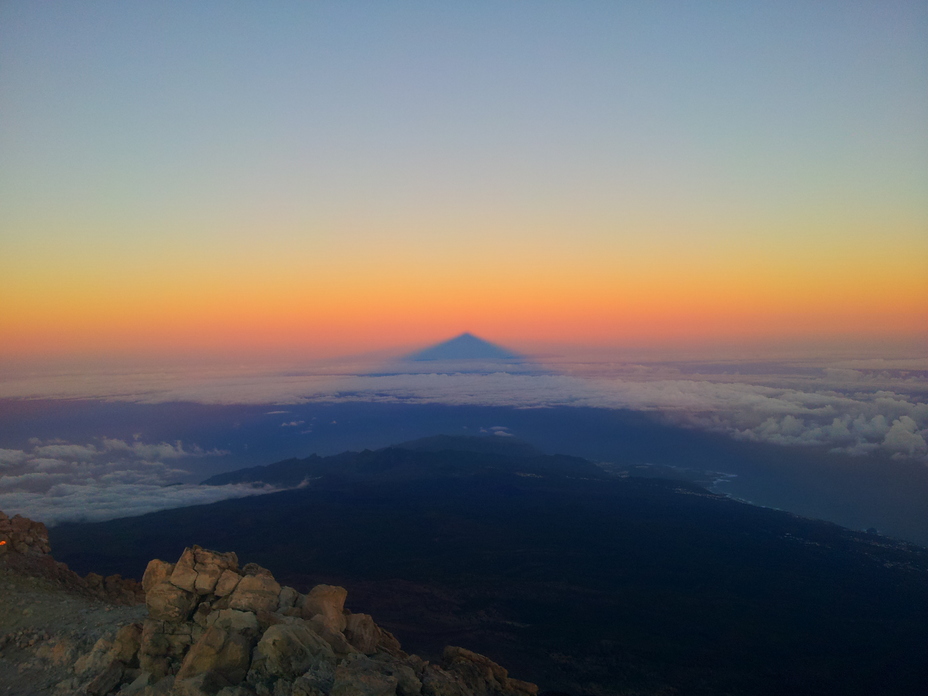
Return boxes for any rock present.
[175,624,256,687]
[193,564,224,596]
[121,671,155,695]
[215,687,257,696]
[11,537,535,696]
[102,573,145,605]
[306,616,358,656]
[142,560,176,594]
[377,628,404,658]
[170,548,199,593]
[172,672,228,696]
[74,636,115,677]
[194,547,240,596]
[0,513,50,556]
[505,679,538,696]
[331,654,399,696]
[300,585,348,633]
[84,660,126,696]
[420,664,469,696]
[345,613,380,655]
[139,674,175,695]
[112,622,143,664]
[208,609,260,636]
[370,655,423,696]
[138,619,196,678]
[241,562,273,577]
[442,646,537,696]
[146,580,197,623]
[278,586,301,610]
[228,574,280,614]
[250,623,336,681]
[214,570,242,598]
[193,602,213,628]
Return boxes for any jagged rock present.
[112,622,143,664]
[228,573,280,614]
[139,619,197,678]
[74,636,114,677]
[214,570,242,598]
[345,613,380,655]
[174,624,256,688]
[170,548,199,593]
[421,664,470,696]
[376,628,404,658]
[368,654,423,696]
[215,687,255,696]
[194,547,240,596]
[42,542,537,696]
[241,562,273,577]
[331,654,399,696]
[208,609,260,636]
[121,671,156,695]
[84,660,126,696]
[0,513,51,556]
[147,580,198,623]
[441,647,537,696]
[301,585,348,633]
[136,674,175,695]
[250,622,336,681]
[143,560,175,594]
[278,586,301,610]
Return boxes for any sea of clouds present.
[1,353,925,524]
[0,436,275,525]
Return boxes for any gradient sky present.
[1,1,926,359]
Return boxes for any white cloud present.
[881,416,928,458]
[0,436,246,525]
[33,443,98,461]
[2,356,926,462]
[0,481,277,526]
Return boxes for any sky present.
[1,1,926,360]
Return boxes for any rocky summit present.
[0,511,537,696]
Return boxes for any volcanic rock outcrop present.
[62,544,537,696]
[0,510,143,605]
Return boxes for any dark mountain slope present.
[50,441,928,696]
[201,435,604,488]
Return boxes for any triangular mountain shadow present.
[405,333,522,362]
[368,333,544,376]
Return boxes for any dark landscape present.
[50,436,928,696]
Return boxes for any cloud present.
[0,449,29,467]
[2,357,926,462]
[882,416,928,458]
[100,438,212,460]
[0,481,278,526]
[33,443,98,460]
[0,436,253,525]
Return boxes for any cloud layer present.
[1,357,926,466]
[0,437,275,525]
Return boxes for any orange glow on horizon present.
[3,220,925,360]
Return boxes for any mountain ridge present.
[200,435,600,488]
